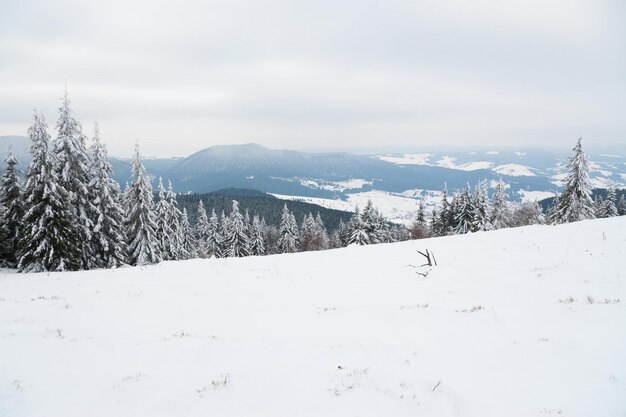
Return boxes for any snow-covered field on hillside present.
[1,218,625,417]
[273,190,442,225]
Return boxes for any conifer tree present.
[618,195,626,216]
[18,111,82,272]
[218,211,229,256]
[180,207,197,259]
[553,138,595,223]
[410,201,429,240]
[207,208,222,258]
[166,180,185,259]
[155,177,176,260]
[454,184,475,234]
[278,203,299,253]
[434,185,451,236]
[347,206,369,245]
[225,200,250,257]
[53,90,96,268]
[126,143,161,266]
[0,146,24,266]
[314,213,330,250]
[594,195,605,218]
[491,180,509,229]
[249,215,266,256]
[299,213,317,251]
[195,200,211,258]
[471,181,491,232]
[88,123,127,267]
[603,187,618,218]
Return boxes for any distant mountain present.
[155,143,557,199]
[3,136,625,210]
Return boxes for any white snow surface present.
[376,154,432,165]
[273,190,434,225]
[1,218,626,417]
[492,163,536,177]
[517,190,555,203]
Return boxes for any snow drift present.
[1,217,625,417]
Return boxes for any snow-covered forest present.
[0,94,624,272]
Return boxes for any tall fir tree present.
[207,208,222,258]
[347,206,369,245]
[553,138,595,223]
[278,203,299,253]
[0,146,24,266]
[299,213,317,251]
[88,123,127,267]
[490,180,509,230]
[618,195,626,216]
[471,181,491,232]
[180,207,197,259]
[195,200,211,258]
[603,187,618,218]
[18,111,82,272]
[249,215,266,256]
[434,185,451,236]
[155,177,176,260]
[454,184,475,234]
[53,90,96,268]
[314,213,330,250]
[166,180,186,259]
[126,143,161,266]
[225,200,250,257]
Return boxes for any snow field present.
[1,217,625,416]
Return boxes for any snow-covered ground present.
[1,218,625,417]
[273,189,442,225]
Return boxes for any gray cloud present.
[0,0,624,156]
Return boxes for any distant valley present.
[2,136,625,224]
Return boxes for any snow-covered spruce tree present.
[126,143,161,266]
[603,187,618,218]
[18,111,82,272]
[410,201,430,239]
[490,180,510,229]
[594,195,605,218]
[0,146,24,267]
[195,200,210,258]
[347,206,369,245]
[433,185,451,236]
[278,203,299,253]
[88,124,127,268]
[218,211,230,256]
[154,177,175,260]
[471,181,491,232]
[361,199,389,244]
[225,200,250,257]
[314,213,330,250]
[166,180,186,260]
[553,138,595,224]
[299,212,317,251]
[53,90,97,269]
[618,195,626,216]
[180,207,197,259]
[207,208,222,258]
[336,218,350,247]
[454,184,475,234]
[249,215,266,256]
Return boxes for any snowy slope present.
[1,218,625,417]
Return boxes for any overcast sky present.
[1,0,624,157]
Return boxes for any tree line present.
[0,94,623,272]
[408,137,625,241]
